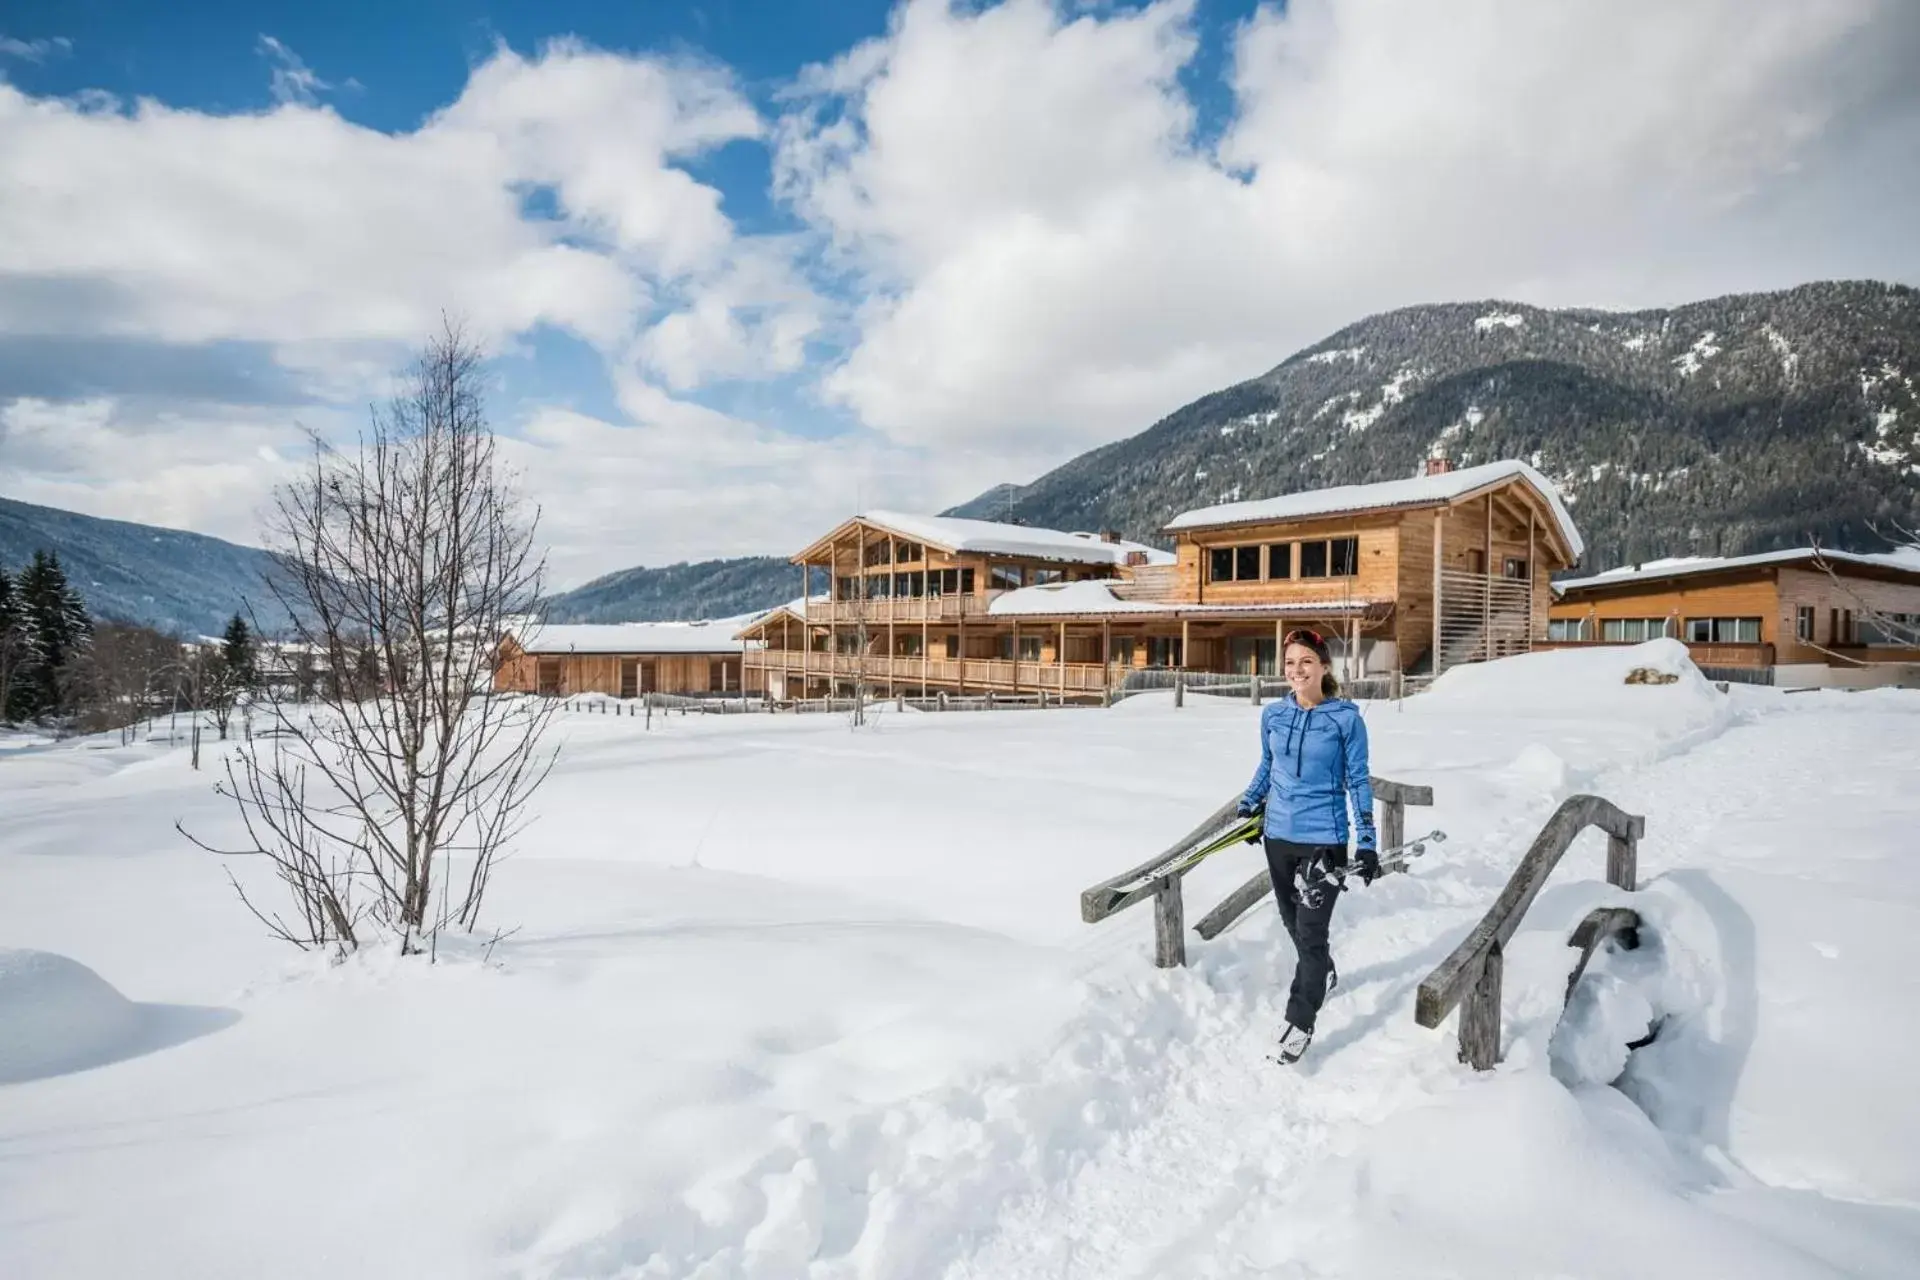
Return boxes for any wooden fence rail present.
[1080,778,1432,968]
[1414,794,1645,1069]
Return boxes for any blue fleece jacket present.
[1240,694,1377,851]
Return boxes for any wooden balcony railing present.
[746,648,1123,692]
[799,592,1009,624]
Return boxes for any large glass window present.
[1601,617,1668,642]
[991,565,1024,590]
[1146,636,1183,667]
[1548,618,1587,641]
[1684,617,1762,643]
[1033,567,1065,585]
[1299,541,1328,577]
[1267,544,1292,578]
[1230,637,1278,675]
[1330,537,1358,576]
[1237,545,1262,580]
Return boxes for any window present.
[1601,617,1668,642]
[1331,537,1359,576]
[1113,636,1137,666]
[1829,608,1840,645]
[1019,635,1042,662]
[962,568,976,595]
[1299,541,1327,577]
[1843,609,1855,645]
[1033,568,1064,586]
[1796,606,1814,641]
[1267,544,1292,578]
[992,565,1024,590]
[898,633,923,657]
[1503,557,1530,581]
[1230,637,1277,675]
[1208,545,1264,582]
[1547,618,1587,641]
[943,634,960,660]
[1684,617,1762,644]
[1146,636,1183,668]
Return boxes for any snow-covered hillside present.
[2,645,1917,1278]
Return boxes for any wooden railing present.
[1079,779,1432,968]
[1415,794,1645,1069]
[746,650,1122,692]
[801,592,1010,624]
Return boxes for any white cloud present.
[0,396,321,543]
[500,404,968,586]
[0,35,71,63]
[777,0,1920,460]
[257,35,333,106]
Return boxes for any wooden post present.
[922,618,929,696]
[1349,615,1361,685]
[1432,511,1444,674]
[1102,619,1112,697]
[1153,877,1186,968]
[1250,663,1260,704]
[1527,508,1537,648]
[1482,497,1493,662]
[1175,670,1185,708]
[800,564,811,699]
[1059,621,1067,700]
[1181,617,1191,674]
[1607,825,1639,891]
[1458,942,1503,1069]
[888,534,897,698]
[1012,620,1019,693]
[1380,794,1405,860]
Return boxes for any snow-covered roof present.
[1164,459,1585,558]
[1557,546,1920,594]
[985,580,1381,618]
[510,621,754,655]
[855,511,1176,567]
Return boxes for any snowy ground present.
[3,641,1918,1278]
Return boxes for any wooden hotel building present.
[739,458,1585,699]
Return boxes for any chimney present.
[1425,452,1453,477]
[1101,528,1121,543]
[1125,550,1148,566]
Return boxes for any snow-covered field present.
[3,641,1918,1278]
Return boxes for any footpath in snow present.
[2,640,1917,1279]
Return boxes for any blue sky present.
[1,0,1915,586]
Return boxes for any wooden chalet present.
[494,622,762,698]
[739,459,1584,700]
[1547,548,1920,678]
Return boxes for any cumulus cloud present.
[777,0,1920,459]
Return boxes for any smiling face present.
[1284,641,1328,702]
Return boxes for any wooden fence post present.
[1154,877,1186,968]
[1175,673,1185,708]
[1606,815,1644,890]
[1250,674,1260,704]
[1458,941,1503,1069]
[1381,794,1406,869]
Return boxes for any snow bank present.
[1421,638,1717,713]
[0,949,144,1083]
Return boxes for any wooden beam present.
[1059,620,1067,698]
[1483,496,1493,658]
[1527,508,1538,646]
[1432,510,1444,674]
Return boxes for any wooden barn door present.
[640,660,657,694]
[620,660,638,698]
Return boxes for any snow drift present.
[0,948,147,1083]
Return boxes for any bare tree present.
[182,322,557,955]
[1810,525,1920,651]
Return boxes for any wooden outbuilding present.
[494,622,763,698]
[1546,548,1920,681]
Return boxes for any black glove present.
[1236,800,1258,819]
[1355,848,1382,885]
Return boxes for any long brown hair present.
[1284,628,1341,700]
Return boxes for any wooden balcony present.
[799,592,1009,624]
[746,648,1120,693]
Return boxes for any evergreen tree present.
[16,550,94,719]
[221,613,259,692]
[0,565,25,722]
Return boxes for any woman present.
[1237,627,1378,1063]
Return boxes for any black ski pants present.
[1264,836,1344,1032]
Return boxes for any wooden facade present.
[494,634,761,698]
[741,460,1583,699]
[1547,552,1920,670]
